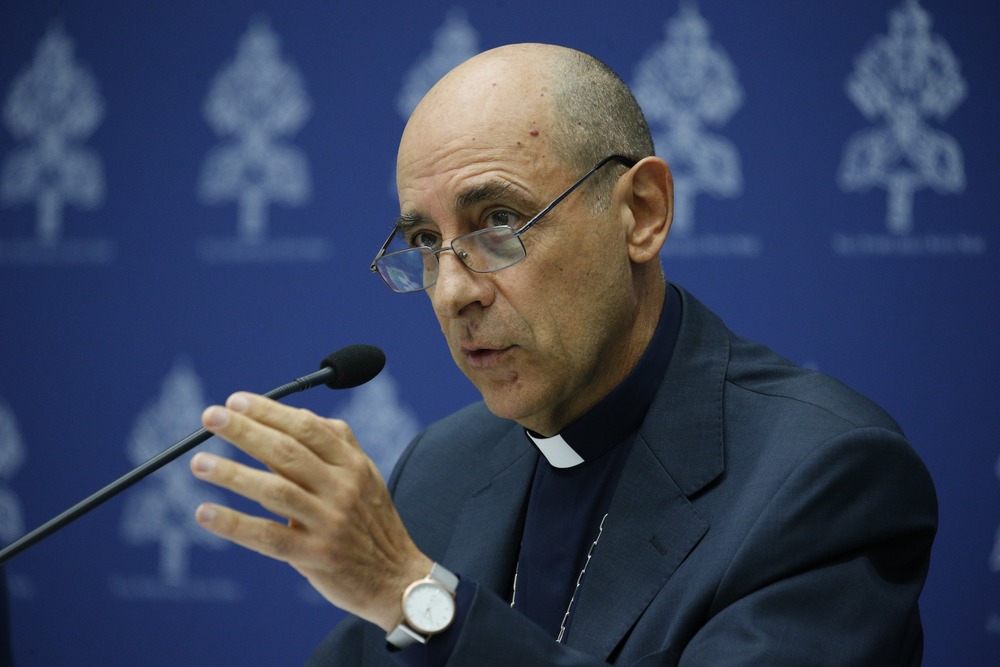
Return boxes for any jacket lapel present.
[443,425,538,596]
[566,288,730,659]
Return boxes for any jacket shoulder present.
[725,332,903,435]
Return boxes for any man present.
[190,44,937,665]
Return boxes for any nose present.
[429,250,494,319]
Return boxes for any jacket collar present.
[638,285,728,497]
[568,286,729,657]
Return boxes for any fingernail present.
[191,453,216,475]
[196,504,217,525]
[227,393,249,413]
[203,406,229,429]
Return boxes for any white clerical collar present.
[525,431,585,469]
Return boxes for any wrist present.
[374,554,435,632]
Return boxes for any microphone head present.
[320,344,386,389]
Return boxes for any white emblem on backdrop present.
[332,372,420,481]
[197,18,324,263]
[834,0,981,256]
[632,4,754,258]
[0,399,32,598]
[397,9,479,119]
[388,10,480,199]
[109,359,242,601]
[298,371,420,603]
[0,24,112,265]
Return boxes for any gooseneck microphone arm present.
[0,344,386,565]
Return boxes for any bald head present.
[400,44,654,188]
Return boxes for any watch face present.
[403,581,456,634]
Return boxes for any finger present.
[220,392,364,466]
[194,502,306,563]
[202,403,330,489]
[190,452,323,526]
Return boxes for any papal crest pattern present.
[631,4,743,239]
[0,2,994,664]
[397,10,479,120]
[1,24,107,256]
[331,372,420,481]
[197,18,320,262]
[839,0,966,235]
[112,358,240,601]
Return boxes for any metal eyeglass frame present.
[370,154,638,293]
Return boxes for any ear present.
[618,157,673,264]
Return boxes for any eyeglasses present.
[370,155,637,293]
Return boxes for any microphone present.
[0,344,386,564]
[270,344,387,394]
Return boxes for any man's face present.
[394,60,641,435]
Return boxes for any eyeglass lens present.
[378,226,526,292]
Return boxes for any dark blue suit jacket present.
[307,287,937,666]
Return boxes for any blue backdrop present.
[1,1,997,665]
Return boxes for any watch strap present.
[386,622,426,648]
[429,562,458,593]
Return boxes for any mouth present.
[461,344,515,369]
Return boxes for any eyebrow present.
[395,179,538,234]
[394,211,428,235]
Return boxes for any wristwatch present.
[385,563,458,649]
